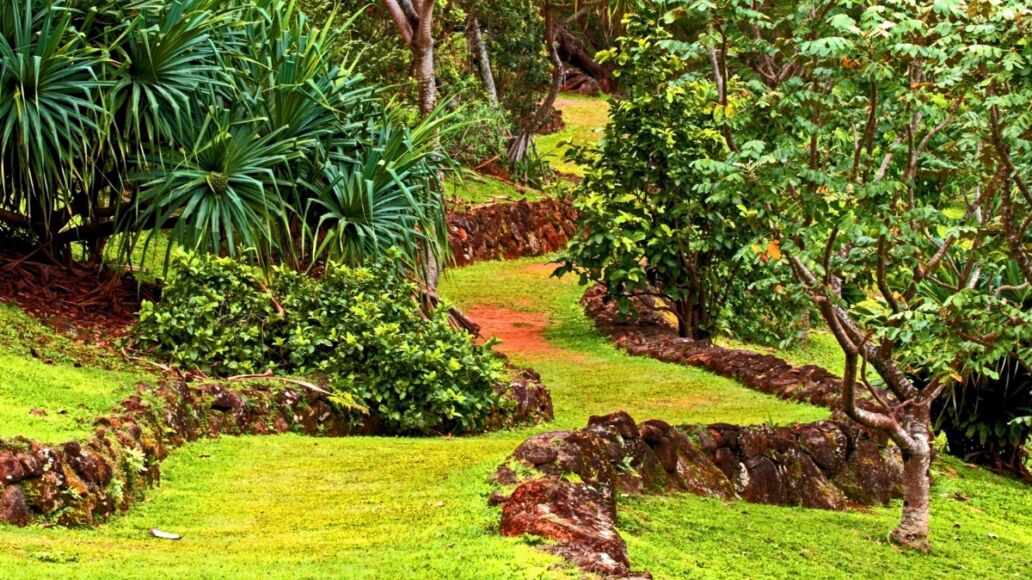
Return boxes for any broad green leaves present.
[558,12,808,344]
[134,253,505,434]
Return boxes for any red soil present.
[467,306,560,357]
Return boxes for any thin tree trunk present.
[413,1,437,117]
[676,299,690,339]
[468,16,498,107]
[385,1,442,288]
[508,3,563,162]
[530,6,563,132]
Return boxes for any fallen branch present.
[226,370,333,397]
[120,347,182,378]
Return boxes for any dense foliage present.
[134,254,506,434]
[0,0,451,277]
[639,0,1032,546]
[299,0,550,170]
[558,15,807,343]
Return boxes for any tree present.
[383,0,439,116]
[655,0,1032,550]
[557,17,804,343]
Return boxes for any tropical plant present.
[0,0,453,280]
[651,0,1032,550]
[133,252,508,434]
[926,259,1032,478]
[557,17,805,343]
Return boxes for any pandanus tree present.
[0,0,452,280]
[651,0,1032,550]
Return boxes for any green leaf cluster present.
[133,253,506,435]
[558,12,808,344]
[0,0,451,279]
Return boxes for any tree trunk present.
[413,1,437,117]
[468,16,498,107]
[892,408,933,552]
[508,3,563,162]
[674,292,711,341]
[530,6,563,132]
[556,25,613,92]
[676,301,690,339]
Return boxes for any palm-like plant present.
[307,108,452,272]
[131,106,296,263]
[0,0,453,281]
[0,0,103,238]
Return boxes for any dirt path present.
[465,263,584,360]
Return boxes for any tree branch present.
[383,0,414,45]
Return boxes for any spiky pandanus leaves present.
[130,105,297,264]
[306,107,453,274]
[0,0,104,236]
[1,0,454,281]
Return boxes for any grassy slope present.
[534,94,610,177]
[447,261,1032,579]
[0,258,827,579]
[443,259,826,430]
[718,331,847,376]
[3,92,1029,578]
[445,171,547,205]
[0,436,566,579]
[0,303,150,442]
[1,259,1030,578]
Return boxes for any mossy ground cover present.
[534,94,610,177]
[0,436,570,579]
[1,258,1030,578]
[621,456,1032,579]
[2,94,1030,577]
[445,171,547,205]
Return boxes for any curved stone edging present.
[580,285,885,413]
[1,372,553,527]
[492,411,904,578]
[448,198,577,267]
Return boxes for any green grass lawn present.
[718,331,847,376]
[621,455,1032,579]
[0,436,572,579]
[445,171,547,205]
[0,303,151,442]
[1,257,1029,578]
[534,94,610,177]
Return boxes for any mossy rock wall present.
[493,412,904,577]
[448,199,577,267]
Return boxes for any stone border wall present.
[448,199,577,267]
[581,285,885,413]
[492,412,903,578]
[1,373,553,527]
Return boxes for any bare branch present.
[383,0,414,45]
[876,236,900,314]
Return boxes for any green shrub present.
[556,15,805,344]
[134,254,506,434]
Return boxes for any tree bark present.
[508,3,563,162]
[893,408,933,552]
[468,16,499,107]
[412,1,437,117]
[382,0,414,45]
[556,25,613,92]
[383,1,442,289]
[790,253,935,550]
